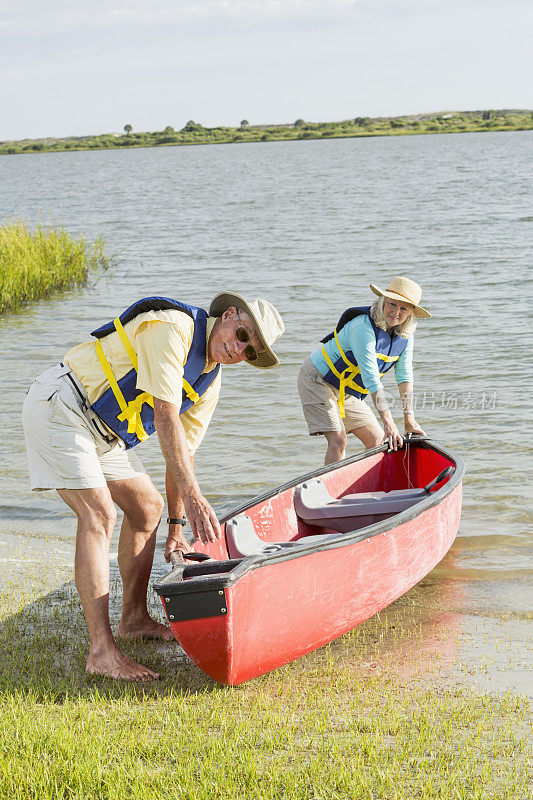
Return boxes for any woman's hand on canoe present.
[404,416,426,437]
[382,421,404,452]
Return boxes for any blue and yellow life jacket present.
[320,306,408,417]
[90,297,220,449]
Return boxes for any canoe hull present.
[156,440,464,685]
[174,484,461,684]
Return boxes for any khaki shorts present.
[22,364,146,491]
[297,357,378,436]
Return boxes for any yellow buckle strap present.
[322,333,370,417]
[94,338,151,442]
[182,379,200,405]
[117,392,153,442]
[322,333,399,418]
[320,345,361,418]
[321,344,342,381]
[376,352,400,364]
[334,330,357,370]
[113,316,138,370]
[94,339,127,414]
[332,329,371,392]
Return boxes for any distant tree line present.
[1,111,531,156]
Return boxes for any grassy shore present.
[1,109,531,157]
[0,221,111,313]
[0,545,530,800]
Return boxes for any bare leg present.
[323,430,347,465]
[107,476,172,641]
[350,421,383,450]
[58,486,160,681]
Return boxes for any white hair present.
[370,297,417,339]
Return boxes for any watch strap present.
[166,516,187,526]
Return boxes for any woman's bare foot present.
[86,645,160,681]
[117,615,175,642]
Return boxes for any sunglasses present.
[236,310,258,362]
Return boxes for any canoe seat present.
[293,479,427,533]
[225,514,339,559]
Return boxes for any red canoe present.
[154,437,464,685]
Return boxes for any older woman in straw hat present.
[297,277,430,464]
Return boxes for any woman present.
[297,276,430,464]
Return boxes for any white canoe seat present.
[225,514,338,559]
[293,479,427,533]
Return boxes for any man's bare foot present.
[117,616,175,642]
[86,646,160,682]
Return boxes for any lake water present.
[0,132,531,689]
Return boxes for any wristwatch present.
[166,516,187,526]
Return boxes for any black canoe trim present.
[162,589,228,622]
[154,438,464,598]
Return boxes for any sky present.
[1,0,531,140]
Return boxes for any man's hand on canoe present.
[154,397,221,547]
[164,526,190,562]
[184,492,222,544]
[164,492,221,556]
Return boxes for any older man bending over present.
[22,291,284,682]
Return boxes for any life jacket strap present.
[114,316,138,370]
[320,343,362,420]
[183,379,200,404]
[111,314,204,406]
[117,392,153,441]
[334,330,358,372]
[333,329,370,394]
[320,331,367,418]
[94,335,150,442]
[376,351,400,363]
[321,331,402,417]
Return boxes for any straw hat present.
[209,291,285,369]
[369,277,431,318]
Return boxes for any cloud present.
[1,0,530,40]
[1,0,531,80]
[2,0,362,29]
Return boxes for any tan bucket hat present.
[209,291,285,369]
[369,276,431,318]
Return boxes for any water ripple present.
[1,131,531,616]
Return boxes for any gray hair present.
[370,297,417,339]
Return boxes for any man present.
[22,291,284,682]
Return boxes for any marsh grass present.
[0,558,531,800]
[0,220,111,314]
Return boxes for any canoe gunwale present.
[154,438,464,597]
[219,436,440,523]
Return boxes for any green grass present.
[0,556,531,800]
[1,110,531,157]
[0,220,111,313]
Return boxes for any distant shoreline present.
[1,109,531,157]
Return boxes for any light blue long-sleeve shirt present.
[310,314,414,395]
